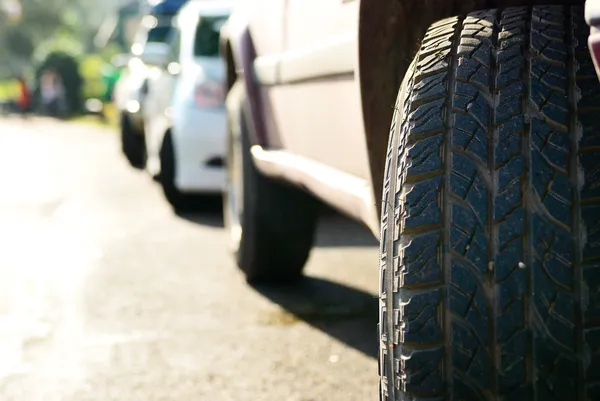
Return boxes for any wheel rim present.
[226,125,243,249]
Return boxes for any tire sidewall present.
[227,102,258,267]
[224,113,244,254]
[159,132,184,208]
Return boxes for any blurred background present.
[0,0,151,121]
[0,1,380,400]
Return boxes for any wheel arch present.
[158,128,173,168]
[357,0,585,213]
[220,18,267,147]
[224,41,237,94]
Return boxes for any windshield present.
[146,26,172,43]
[193,15,228,57]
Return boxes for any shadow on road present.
[178,198,379,248]
[176,195,224,228]
[252,277,378,359]
[314,210,378,248]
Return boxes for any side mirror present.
[139,43,171,67]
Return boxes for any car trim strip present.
[253,33,356,86]
[250,145,379,236]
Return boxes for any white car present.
[113,13,178,169]
[142,0,232,210]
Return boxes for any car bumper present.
[172,106,227,193]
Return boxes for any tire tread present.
[379,6,600,401]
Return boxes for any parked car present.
[141,0,231,209]
[113,0,188,169]
[221,1,600,399]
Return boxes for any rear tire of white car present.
[225,104,320,284]
[120,113,146,169]
[159,132,195,212]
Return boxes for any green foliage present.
[80,54,107,100]
[34,29,85,63]
[0,0,109,77]
[0,81,19,101]
[0,0,66,62]
[3,25,35,59]
[34,51,83,115]
[1,0,127,102]
[99,43,125,62]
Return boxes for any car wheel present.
[120,113,146,169]
[379,6,600,400]
[224,103,320,284]
[159,132,195,212]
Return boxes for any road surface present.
[0,117,380,401]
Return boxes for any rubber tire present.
[227,105,320,284]
[379,6,600,401]
[120,113,146,169]
[159,132,195,212]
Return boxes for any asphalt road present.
[0,117,380,401]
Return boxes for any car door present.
[269,0,370,181]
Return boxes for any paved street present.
[0,117,379,401]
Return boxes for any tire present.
[120,113,146,169]
[224,102,319,283]
[379,6,600,401]
[159,132,195,212]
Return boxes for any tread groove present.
[565,6,585,400]
[442,15,465,400]
[523,6,536,400]
[488,10,500,398]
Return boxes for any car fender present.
[220,14,267,147]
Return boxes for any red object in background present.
[17,79,30,111]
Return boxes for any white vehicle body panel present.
[144,0,233,193]
[114,17,176,130]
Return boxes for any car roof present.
[179,0,234,17]
[175,0,233,29]
[147,0,188,16]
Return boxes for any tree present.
[0,0,110,78]
[34,51,83,115]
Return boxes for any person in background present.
[40,69,57,116]
[40,69,68,117]
[16,75,31,118]
[53,73,67,117]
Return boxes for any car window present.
[167,27,181,62]
[193,15,228,57]
[147,25,172,43]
